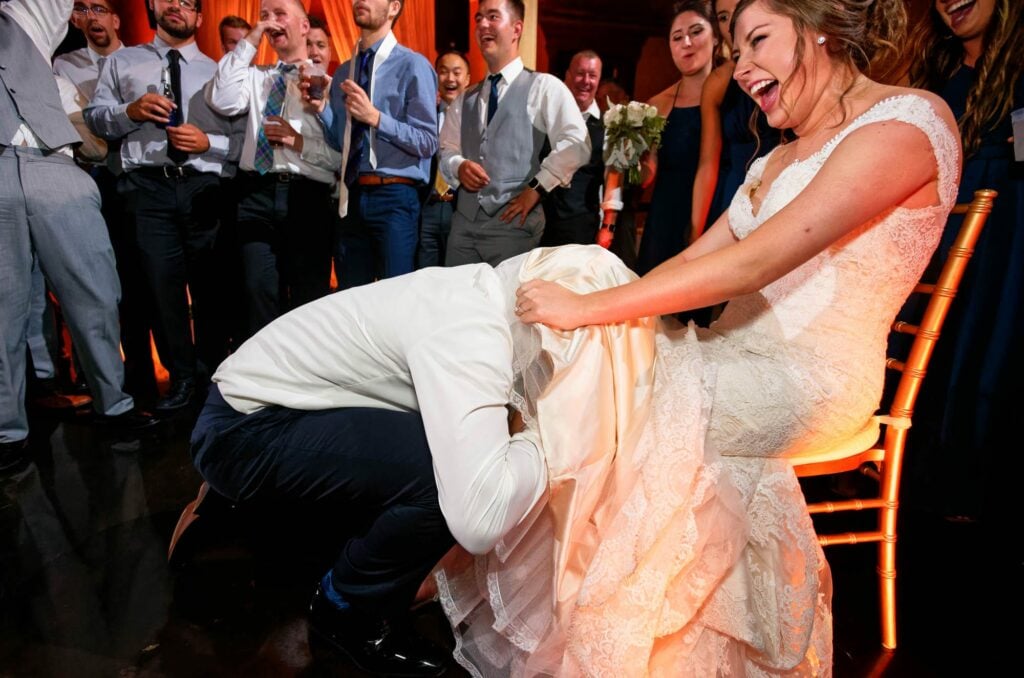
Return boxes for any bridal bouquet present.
[602,100,667,186]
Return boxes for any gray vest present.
[457,70,546,219]
[0,13,81,150]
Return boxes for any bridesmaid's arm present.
[691,63,732,241]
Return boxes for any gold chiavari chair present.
[789,188,997,650]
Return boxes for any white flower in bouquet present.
[602,99,667,186]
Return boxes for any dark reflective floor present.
[0,401,1011,677]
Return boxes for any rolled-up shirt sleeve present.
[531,75,591,191]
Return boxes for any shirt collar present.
[584,101,600,120]
[490,56,523,87]
[152,36,202,63]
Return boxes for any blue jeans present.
[334,183,421,289]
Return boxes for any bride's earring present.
[816,35,826,45]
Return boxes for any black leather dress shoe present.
[308,584,450,677]
[156,378,195,412]
[0,439,30,475]
[93,407,160,431]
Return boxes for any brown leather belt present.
[356,174,418,187]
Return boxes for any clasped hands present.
[126,93,210,154]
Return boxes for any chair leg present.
[879,538,897,649]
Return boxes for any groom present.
[182,252,557,676]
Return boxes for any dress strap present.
[820,95,962,209]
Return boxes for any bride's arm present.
[517,117,945,329]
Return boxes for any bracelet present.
[601,222,616,233]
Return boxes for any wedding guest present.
[207,0,340,336]
[2,0,158,469]
[690,0,778,238]
[440,0,590,266]
[540,50,606,248]
[903,0,1023,522]
[314,0,438,289]
[306,14,331,68]
[218,14,250,56]
[634,0,719,278]
[416,49,470,268]
[85,0,238,412]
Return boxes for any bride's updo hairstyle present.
[730,0,907,82]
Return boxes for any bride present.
[437,0,962,675]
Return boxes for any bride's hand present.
[515,279,588,330]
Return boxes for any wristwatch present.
[528,177,548,198]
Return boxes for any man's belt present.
[135,165,202,179]
[356,174,419,187]
[427,190,455,204]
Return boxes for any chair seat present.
[790,417,882,477]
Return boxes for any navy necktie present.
[486,73,501,125]
[345,48,375,187]
[166,49,187,164]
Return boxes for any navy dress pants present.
[190,385,454,616]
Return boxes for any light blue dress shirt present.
[84,37,235,176]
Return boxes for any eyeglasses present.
[72,5,113,17]
[156,0,198,11]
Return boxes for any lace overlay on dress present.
[437,94,960,677]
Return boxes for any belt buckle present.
[162,165,186,179]
[276,172,294,184]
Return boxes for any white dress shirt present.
[207,39,340,184]
[439,57,590,192]
[212,258,546,556]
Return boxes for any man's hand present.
[340,79,380,127]
[245,19,285,49]
[596,225,615,249]
[500,187,541,225]
[299,63,330,112]
[166,124,210,154]
[263,115,303,152]
[126,93,176,124]
[457,160,489,192]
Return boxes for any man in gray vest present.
[1,0,157,471]
[439,0,589,266]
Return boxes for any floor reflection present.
[0,409,1002,677]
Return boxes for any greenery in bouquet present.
[602,100,667,186]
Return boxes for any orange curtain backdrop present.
[321,0,436,73]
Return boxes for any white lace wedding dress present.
[437,95,961,676]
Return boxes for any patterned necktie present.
[486,73,502,125]
[253,64,295,175]
[344,48,375,186]
[166,49,187,164]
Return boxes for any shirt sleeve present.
[406,312,548,556]
[374,54,438,159]
[57,74,107,162]
[83,54,141,140]
[531,75,591,192]
[207,40,256,116]
[1,0,70,59]
[439,90,466,188]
